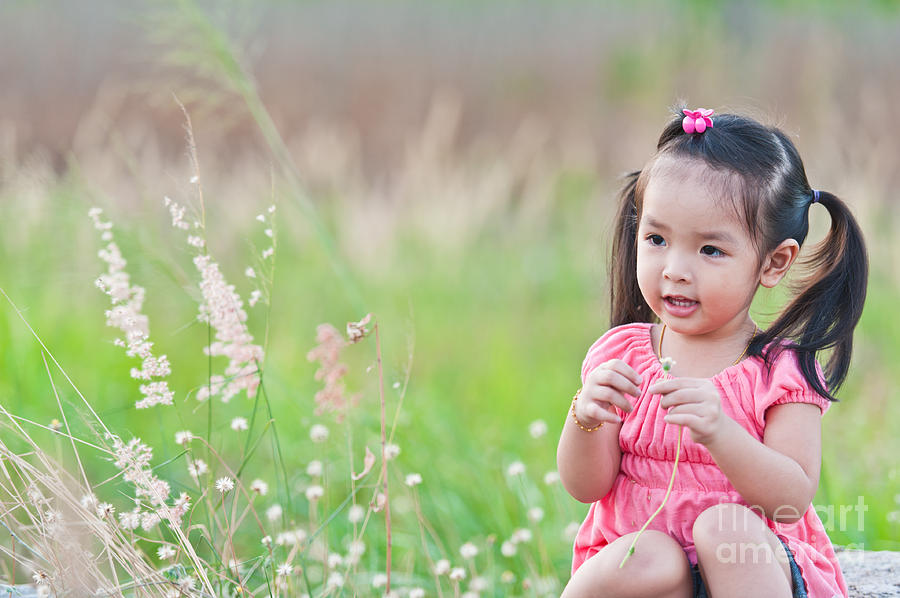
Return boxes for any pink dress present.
[572,323,847,598]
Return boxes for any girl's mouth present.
[664,296,699,316]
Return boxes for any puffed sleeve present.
[581,324,637,384]
[752,346,832,427]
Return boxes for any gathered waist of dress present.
[619,453,737,493]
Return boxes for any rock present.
[836,547,900,597]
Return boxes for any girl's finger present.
[604,359,644,388]
[658,390,704,409]
[588,387,633,414]
[663,412,702,428]
[590,368,642,400]
[648,377,703,395]
[585,402,622,425]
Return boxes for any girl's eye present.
[647,234,665,247]
[701,245,724,257]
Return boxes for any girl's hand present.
[649,377,727,445]
[576,360,641,427]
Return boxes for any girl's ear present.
[759,239,800,288]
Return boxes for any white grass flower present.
[511,528,532,544]
[372,573,387,588]
[187,459,208,479]
[529,419,548,438]
[215,477,234,493]
[96,502,115,518]
[384,443,400,460]
[80,493,97,509]
[262,247,274,259]
[256,214,266,223]
[348,539,366,557]
[506,461,525,476]
[306,460,323,477]
[277,562,293,577]
[175,430,193,446]
[528,507,544,523]
[328,553,344,568]
[190,175,199,184]
[192,253,264,402]
[409,589,425,598]
[266,504,283,522]
[310,424,329,443]
[91,208,173,409]
[449,567,466,581]
[174,492,191,512]
[501,540,517,557]
[433,559,450,575]
[346,313,372,343]
[268,205,276,214]
[230,417,248,431]
[32,571,50,585]
[264,228,273,238]
[326,572,345,589]
[164,196,190,229]
[392,381,401,389]
[459,542,478,560]
[501,571,515,584]
[261,535,272,546]
[470,577,488,592]
[119,508,141,530]
[250,479,269,496]
[141,510,161,531]
[177,575,196,592]
[157,545,176,560]
[305,485,324,501]
[405,473,422,487]
[348,504,365,523]
[660,356,676,372]
[249,289,262,307]
[543,470,560,485]
[275,530,298,546]
[245,267,256,278]
[187,235,205,248]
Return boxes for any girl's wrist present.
[570,388,605,431]
[696,415,736,448]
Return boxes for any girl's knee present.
[564,531,692,598]
[694,503,764,540]
[693,503,782,566]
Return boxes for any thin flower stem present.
[411,490,446,598]
[258,378,293,512]
[374,321,392,593]
[619,424,684,568]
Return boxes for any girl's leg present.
[693,503,793,598]
[561,530,693,598]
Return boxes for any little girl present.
[557,107,868,598]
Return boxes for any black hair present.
[609,107,868,400]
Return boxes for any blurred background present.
[1,0,899,590]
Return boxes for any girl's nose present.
[662,257,692,282]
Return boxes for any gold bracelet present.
[570,388,604,432]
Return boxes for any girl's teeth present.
[669,298,695,306]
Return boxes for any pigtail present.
[609,171,655,328]
[752,191,869,401]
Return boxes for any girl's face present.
[636,159,763,340]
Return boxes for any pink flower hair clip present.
[682,108,714,134]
